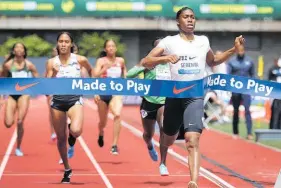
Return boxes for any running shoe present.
[98,135,104,147]
[15,148,24,157]
[61,169,72,184]
[51,133,57,141]
[68,146,74,158]
[111,145,119,155]
[148,144,158,161]
[159,163,169,176]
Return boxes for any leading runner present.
[45,32,92,183]
[141,7,245,188]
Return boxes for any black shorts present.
[163,97,204,136]
[100,95,112,105]
[50,97,83,112]
[140,98,164,120]
[10,95,22,101]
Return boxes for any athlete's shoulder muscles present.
[140,36,170,68]
[26,60,39,77]
[140,47,165,68]
[148,47,165,58]
[46,58,54,78]
[77,55,92,75]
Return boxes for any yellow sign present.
[61,0,75,13]
[258,55,264,78]
[199,4,273,14]
[0,1,53,11]
[145,4,162,12]
[95,2,133,11]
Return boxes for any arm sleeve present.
[126,66,145,78]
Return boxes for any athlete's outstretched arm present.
[27,61,39,78]
[92,59,108,78]
[206,48,235,67]
[207,35,245,67]
[126,63,145,78]
[78,55,92,76]
[141,47,178,68]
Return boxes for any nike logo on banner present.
[173,84,196,94]
[15,82,39,91]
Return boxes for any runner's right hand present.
[165,55,180,64]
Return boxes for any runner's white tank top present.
[54,53,81,78]
[52,53,82,102]
[100,57,123,78]
[157,34,210,81]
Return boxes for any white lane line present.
[78,136,113,188]
[3,173,191,177]
[0,129,17,181]
[85,100,235,188]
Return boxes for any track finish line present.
[0,74,280,99]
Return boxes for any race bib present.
[12,71,29,78]
[155,64,171,80]
[107,67,122,78]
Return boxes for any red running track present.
[0,98,219,188]
[121,105,281,188]
[0,98,280,187]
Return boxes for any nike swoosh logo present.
[173,84,196,94]
[15,82,39,91]
[189,56,196,60]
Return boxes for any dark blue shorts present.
[163,98,204,136]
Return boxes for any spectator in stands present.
[268,57,281,129]
[227,45,255,140]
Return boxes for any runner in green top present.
[127,63,169,104]
[126,38,171,172]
